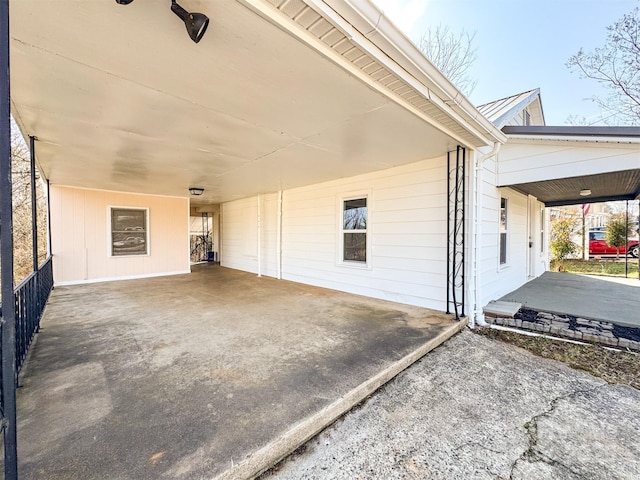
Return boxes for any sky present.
[371,0,639,125]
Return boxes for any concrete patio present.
[485,272,640,349]
[16,264,464,479]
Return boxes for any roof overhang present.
[498,126,640,206]
[9,0,503,205]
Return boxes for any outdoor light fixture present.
[171,0,210,44]
[580,189,592,196]
[189,187,205,196]
[115,0,210,44]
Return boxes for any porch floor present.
[17,264,463,480]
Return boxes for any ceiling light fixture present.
[171,0,210,44]
[189,187,205,196]
[115,0,210,44]
[579,189,592,197]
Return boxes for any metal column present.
[447,146,466,320]
[0,0,19,475]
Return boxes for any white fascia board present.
[238,0,505,147]
[506,135,640,145]
[319,0,506,144]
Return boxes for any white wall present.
[477,153,546,306]
[221,193,279,277]
[498,140,640,186]
[50,186,190,285]
[221,151,548,314]
[222,157,449,310]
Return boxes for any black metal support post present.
[446,146,466,320]
[30,136,38,273]
[625,200,629,278]
[0,0,19,476]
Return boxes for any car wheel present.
[630,244,639,258]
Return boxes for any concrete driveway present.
[16,264,463,479]
[262,330,640,479]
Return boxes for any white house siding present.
[498,141,640,186]
[221,194,278,277]
[478,161,533,305]
[221,156,450,310]
[50,186,190,285]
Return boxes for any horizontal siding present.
[281,156,448,310]
[220,155,450,310]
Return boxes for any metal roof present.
[477,88,541,128]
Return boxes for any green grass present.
[475,329,640,389]
[551,258,639,277]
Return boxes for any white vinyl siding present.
[221,156,448,310]
[221,194,278,277]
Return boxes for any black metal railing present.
[1,256,53,381]
[14,257,53,374]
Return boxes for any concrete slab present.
[500,271,640,328]
[261,330,640,480]
[16,264,463,480]
[483,300,522,318]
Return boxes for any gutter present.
[319,0,506,146]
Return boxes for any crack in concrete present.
[509,383,607,479]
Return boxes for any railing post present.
[30,136,38,274]
[0,0,20,476]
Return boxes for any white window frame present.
[540,207,545,254]
[337,192,371,269]
[499,197,508,266]
[109,206,150,257]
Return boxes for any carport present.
[498,125,640,275]
[16,264,464,479]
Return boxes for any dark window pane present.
[344,233,366,262]
[499,233,507,264]
[111,208,147,256]
[343,198,367,230]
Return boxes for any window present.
[110,207,148,256]
[342,197,367,263]
[499,198,508,264]
[523,110,531,126]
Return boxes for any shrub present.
[550,218,579,271]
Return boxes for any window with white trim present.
[342,197,367,263]
[110,207,149,256]
[499,198,508,264]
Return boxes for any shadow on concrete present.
[16,264,463,479]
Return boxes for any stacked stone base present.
[485,309,640,351]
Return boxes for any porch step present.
[484,301,522,318]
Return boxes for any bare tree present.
[418,25,478,96]
[1,124,48,283]
[567,7,640,125]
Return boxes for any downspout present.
[471,141,501,328]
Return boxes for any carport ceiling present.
[508,169,640,207]
[9,0,467,205]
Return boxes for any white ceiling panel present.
[10,0,460,204]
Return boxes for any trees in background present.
[418,25,477,96]
[567,7,640,125]
[5,127,48,283]
[605,213,633,258]
[550,218,579,271]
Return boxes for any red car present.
[589,230,639,257]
